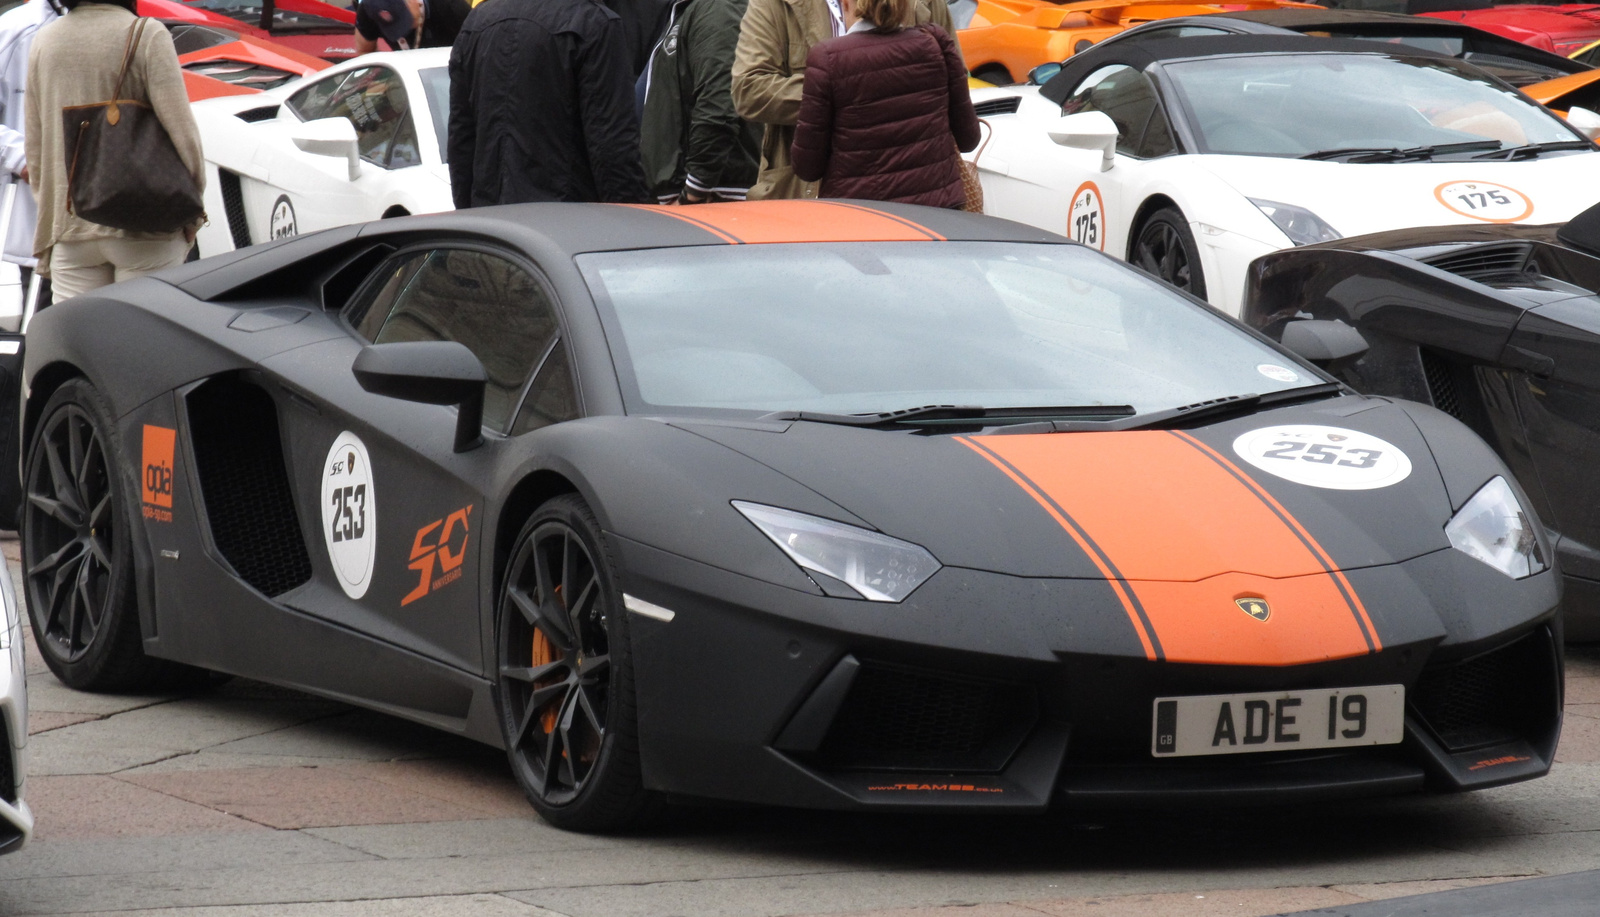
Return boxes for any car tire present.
[495,493,656,832]
[1133,206,1207,300]
[21,378,170,691]
[971,63,1013,86]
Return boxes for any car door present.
[980,63,1180,259]
[257,245,576,674]
[243,65,425,242]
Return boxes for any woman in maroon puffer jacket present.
[790,0,980,208]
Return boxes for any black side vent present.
[235,105,281,123]
[1423,243,1532,282]
[186,377,312,598]
[218,169,252,250]
[1412,630,1553,753]
[973,96,1022,116]
[1421,349,1463,420]
[0,715,13,803]
[817,661,1037,772]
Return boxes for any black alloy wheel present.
[496,494,653,831]
[1133,206,1207,299]
[21,379,163,690]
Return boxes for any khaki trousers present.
[50,235,191,303]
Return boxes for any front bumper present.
[617,536,1562,812]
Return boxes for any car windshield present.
[1162,52,1581,158]
[579,242,1318,417]
[419,67,449,164]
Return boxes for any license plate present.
[1151,685,1405,757]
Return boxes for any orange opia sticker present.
[1435,181,1533,223]
[141,425,175,522]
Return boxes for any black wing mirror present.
[352,341,487,452]
[1280,319,1369,372]
[1028,62,1062,86]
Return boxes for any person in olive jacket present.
[448,0,649,206]
[640,0,762,203]
[790,0,977,207]
[731,0,953,201]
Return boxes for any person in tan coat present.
[731,0,952,201]
[25,0,204,302]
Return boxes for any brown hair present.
[853,0,912,29]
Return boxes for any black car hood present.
[678,395,1456,582]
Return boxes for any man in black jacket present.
[639,0,760,203]
[448,0,649,207]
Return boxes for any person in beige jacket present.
[731,0,952,201]
[25,0,204,302]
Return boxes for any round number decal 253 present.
[321,431,377,598]
[1069,181,1106,251]
[1232,425,1412,491]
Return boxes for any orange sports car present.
[1526,68,1600,116]
[958,0,1320,85]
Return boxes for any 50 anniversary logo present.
[404,505,473,606]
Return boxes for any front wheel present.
[495,494,655,832]
[1132,206,1207,300]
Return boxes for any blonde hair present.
[854,0,912,29]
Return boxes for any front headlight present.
[1249,198,1342,246]
[733,501,941,602]
[1445,476,1546,579]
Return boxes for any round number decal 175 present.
[1232,425,1412,491]
[321,431,377,599]
[1069,181,1106,251]
[1434,180,1532,224]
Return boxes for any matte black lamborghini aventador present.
[18,200,1561,831]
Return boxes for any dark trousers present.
[18,265,50,317]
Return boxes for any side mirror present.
[1048,110,1118,171]
[352,341,487,452]
[1280,319,1369,371]
[291,117,361,181]
[1568,105,1600,141]
[1028,62,1062,86]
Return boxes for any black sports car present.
[1087,8,1589,87]
[20,200,1561,831]
[1245,201,1600,644]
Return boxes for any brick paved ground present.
[2,532,1598,916]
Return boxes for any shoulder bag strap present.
[110,18,145,104]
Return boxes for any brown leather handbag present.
[957,119,991,214]
[62,18,203,233]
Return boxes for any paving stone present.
[1568,704,1600,720]
[1330,875,1523,899]
[165,708,486,764]
[27,711,97,735]
[25,775,268,841]
[1558,714,1600,764]
[1017,888,1365,917]
[342,757,531,818]
[121,765,512,829]
[52,894,562,917]
[0,829,376,879]
[23,674,176,718]
[303,817,674,860]
[1566,676,1600,704]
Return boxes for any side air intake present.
[1422,243,1532,282]
[218,169,252,251]
[186,376,312,598]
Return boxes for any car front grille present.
[817,661,1037,772]
[1412,629,1554,753]
[186,376,312,598]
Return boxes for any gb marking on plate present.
[1068,181,1105,252]
[1434,180,1532,223]
[322,432,376,599]
[1232,424,1412,491]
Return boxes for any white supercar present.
[970,37,1600,316]
[192,48,454,258]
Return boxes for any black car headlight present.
[1445,476,1546,579]
[733,501,940,602]
[1249,198,1342,246]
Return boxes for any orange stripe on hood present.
[623,201,945,243]
[960,431,1378,666]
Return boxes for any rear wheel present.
[495,494,655,831]
[1133,206,1207,300]
[22,379,162,690]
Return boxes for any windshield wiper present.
[1471,140,1595,160]
[1300,141,1501,163]
[1117,382,1346,431]
[757,403,1136,428]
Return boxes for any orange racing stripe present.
[621,200,946,244]
[961,431,1378,666]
